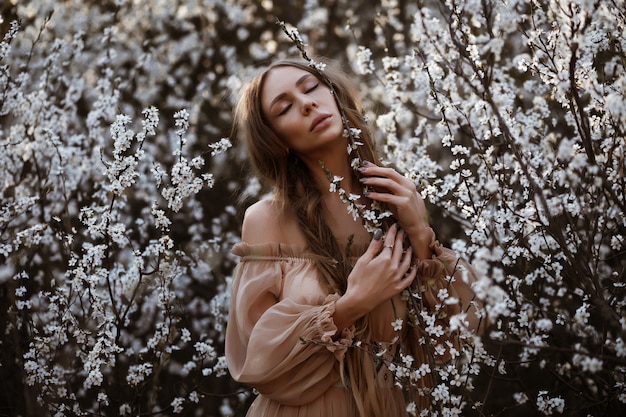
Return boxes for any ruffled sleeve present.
[225,242,354,406]
[416,237,461,282]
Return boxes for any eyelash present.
[278,83,319,116]
[305,83,319,93]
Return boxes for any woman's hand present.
[333,224,417,331]
[358,161,434,260]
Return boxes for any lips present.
[310,114,332,132]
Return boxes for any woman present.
[225,58,482,416]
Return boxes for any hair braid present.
[286,154,351,293]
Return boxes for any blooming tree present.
[0,0,270,415]
[1,0,625,416]
[345,1,626,415]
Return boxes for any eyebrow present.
[268,73,313,111]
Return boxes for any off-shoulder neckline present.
[232,241,369,260]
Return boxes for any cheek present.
[272,119,300,144]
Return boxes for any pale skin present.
[243,66,480,334]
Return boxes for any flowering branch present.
[277,19,394,233]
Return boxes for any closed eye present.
[276,82,320,116]
[305,83,319,93]
[277,104,292,116]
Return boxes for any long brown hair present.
[234,58,428,415]
[234,58,382,287]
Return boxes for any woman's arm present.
[358,161,434,259]
[333,223,417,331]
[357,161,485,333]
[227,200,358,405]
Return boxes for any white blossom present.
[536,391,565,415]
[171,397,184,413]
[209,137,232,156]
[392,318,403,331]
[2,1,624,415]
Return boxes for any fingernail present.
[373,229,383,240]
[362,160,372,166]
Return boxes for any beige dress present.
[225,240,459,417]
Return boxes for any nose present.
[300,96,317,114]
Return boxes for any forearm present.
[406,225,436,260]
[333,291,370,334]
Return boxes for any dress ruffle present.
[232,241,311,259]
[317,294,355,361]
[415,235,460,278]
[232,241,370,261]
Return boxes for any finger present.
[361,161,403,179]
[390,228,405,262]
[362,181,411,206]
[363,184,416,211]
[399,265,417,291]
[382,224,398,254]
[363,192,406,218]
[362,175,408,195]
[362,228,384,261]
[360,163,412,189]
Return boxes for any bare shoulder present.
[241,198,280,242]
[241,197,306,245]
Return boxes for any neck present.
[299,150,357,197]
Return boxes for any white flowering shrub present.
[345,0,625,415]
[0,0,276,415]
[1,0,625,416]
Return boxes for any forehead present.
[261,66,315,104]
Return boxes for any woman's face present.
[261,66,344,157]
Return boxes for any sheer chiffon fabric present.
[225,239,461,417]
[244,386,406,417]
